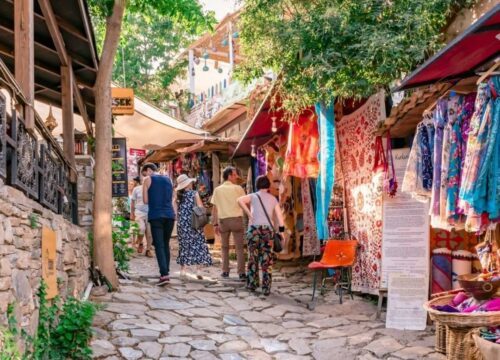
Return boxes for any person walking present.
[211,166,246,280]
[142,163,175,286]
[130,176,153,257]
[237,175,285,296]
[175,174,213,280]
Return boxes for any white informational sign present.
[386,273,428,330]
[381,148,430,288]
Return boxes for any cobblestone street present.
[90,243,444,360]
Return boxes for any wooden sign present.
[112,138,129,197]
[42,227,58,299]
[112,88,134,115]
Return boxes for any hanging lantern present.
[232,31,239,39]
[221,37,228,47]
[271,116,278,133]
[44,105,58,132]
[202,49,209,59]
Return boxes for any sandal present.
[137,244,144,254]
[145,249,153,257]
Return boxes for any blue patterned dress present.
[176,190,213,266]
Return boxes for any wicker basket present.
[435,321,448,354]
[424,295,500,328]
[446,327,483,360]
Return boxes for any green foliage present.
[2,282,99,360]
[112,215,136,272]
[0,304,22,360]
[88,0,216,112]
[28,214,40,229]
[236,0,474,116]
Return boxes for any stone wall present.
[76,155,94,230]
[0,179,90,334]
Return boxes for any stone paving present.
[91,244,444,360]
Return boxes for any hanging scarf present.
[315,101,335,240]
[383,132,398,197]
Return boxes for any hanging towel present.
[431,248,452,294]
[212,152,220,188]
[315,101,335,240]
[301,179,321,256]
[452,250,472,290]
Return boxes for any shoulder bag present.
[191,192,208,229]
[255,194,283,253]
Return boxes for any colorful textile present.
[301,179,320,256]
[256,148,267,177]
[246,225,274,292]
[315,102,335,240]
[337,91,385,294]
[460,84,492,210]
[430,99,448,227]
[446,94,476,224]
[451,250,472,289]
[431,248,452,294]
[176,190,213,266]
[283,113,320,178]
[401,116,434,202]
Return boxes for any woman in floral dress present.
[175,174,213,280]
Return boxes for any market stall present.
[144,139,237,241]
[378,4,500,358]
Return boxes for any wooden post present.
[14,0,35,129]
[188,49,195,94]
[61,62,77,181]
[228,22,234,72]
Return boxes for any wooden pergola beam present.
[14,0,35,129]
[0,40,95,90]
[38,0,69,66]
[0,22,97,73]
[37,0,93,136]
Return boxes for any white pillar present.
[188,49,195,94]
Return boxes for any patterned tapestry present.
[336,92,385,294]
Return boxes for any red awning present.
[397,4,500,91]
[231,99,288,158]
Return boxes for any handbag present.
[191,205,208,229]
[256,194,283,253]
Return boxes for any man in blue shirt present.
[142,163,176,285]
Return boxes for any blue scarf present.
[315,102,335,240]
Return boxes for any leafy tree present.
[90,4,211,110]
[88,0,213,288]
[236,0,474,117]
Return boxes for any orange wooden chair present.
[307,239,358,309]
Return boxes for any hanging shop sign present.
[112,138,128,197]
[127,148,147,179]
[112,88,134,115]
[42,227,58,299]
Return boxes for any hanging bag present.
[191,192,208,229]
[384,132,398,197]
[256,194,283,253]
[373,136,387,174]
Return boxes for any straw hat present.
[175,174,196,191]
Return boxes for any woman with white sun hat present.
[175,174,213,279]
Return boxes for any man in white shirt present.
[131,176,153,257]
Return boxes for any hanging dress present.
[430,99,448,228]
[446,93,476,224]
[176,190,213,266]
[459,83,493,232]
